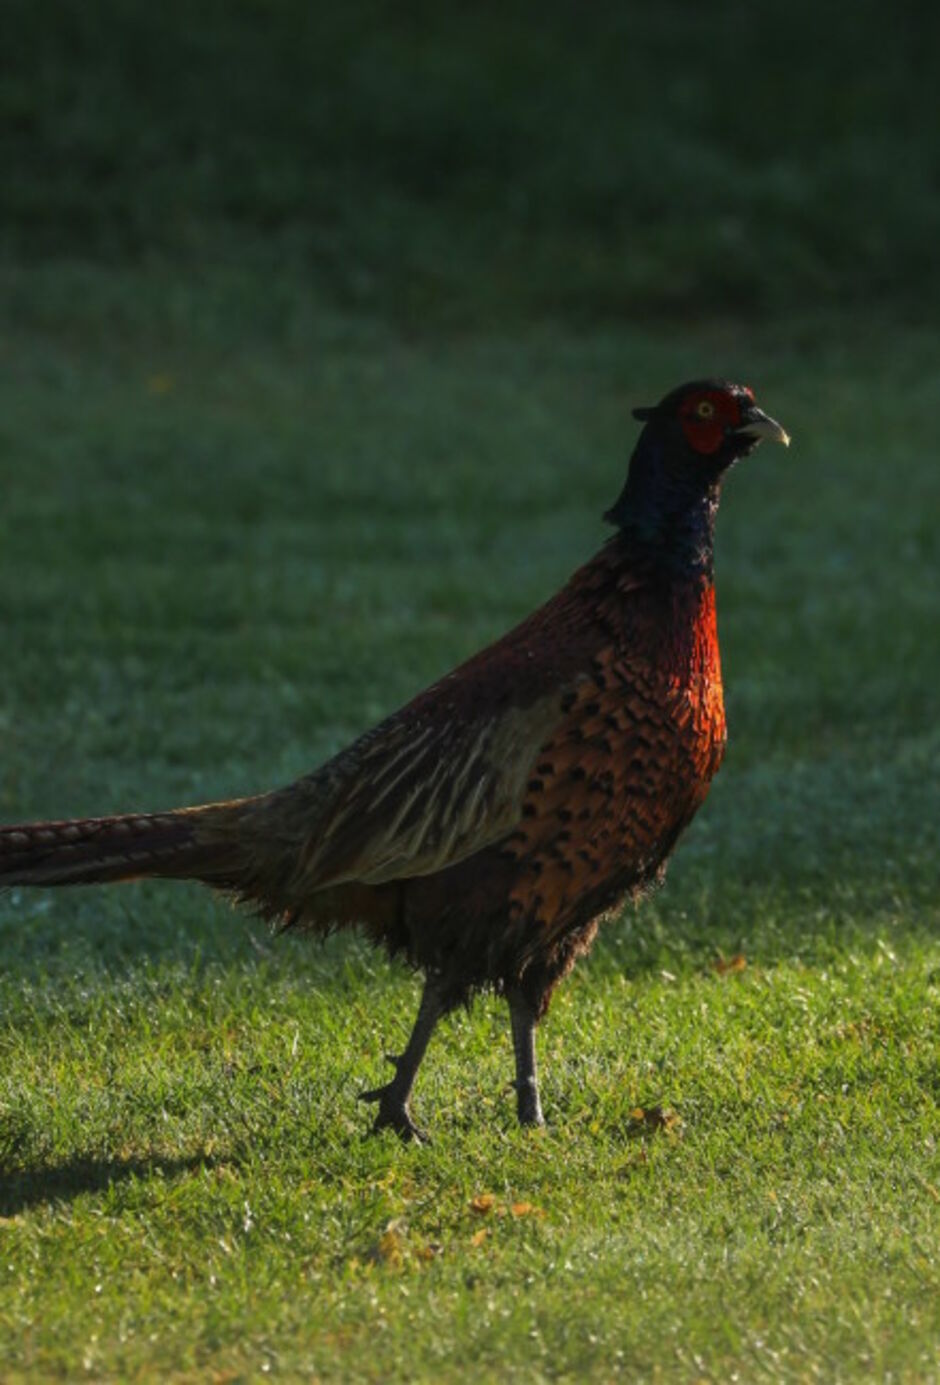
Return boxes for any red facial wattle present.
[678,389,748,455]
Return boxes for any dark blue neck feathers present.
[604,433,721,580]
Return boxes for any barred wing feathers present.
[248,689,566,894]
[223,546,643,910]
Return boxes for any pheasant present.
[0,379,788,1139]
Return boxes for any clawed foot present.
[514,1076,545,1129]
[359,1054,430,1144]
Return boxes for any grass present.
[0,260,939,1380]
[4,0,940,324]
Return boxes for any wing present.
[220,540,645,897]
[282,688,566,887]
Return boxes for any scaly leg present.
[507,989,545,1127]
[359,976,445,1142]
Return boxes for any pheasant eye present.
[696,400,715,419]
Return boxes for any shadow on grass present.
[0,1150,217,1216]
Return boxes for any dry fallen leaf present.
[629,1106,682,1134]
[713,953,747,975]
[510,1201,544,1219]
[470,1193,496,1215]
[369,1227,404,1267]
[470,1228,488,1247]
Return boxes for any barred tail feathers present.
[0,804,245,888]
[0,792,403,938]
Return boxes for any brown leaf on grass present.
[713,953,747,975]
[628,1106,682,1135]
[470,1193,496,1215]
[368,1225,404,1267]
[509,1201,544,1219]
[470,1228,488,1247]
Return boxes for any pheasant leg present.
[508,990,545,1127]
[360,977,444,1142]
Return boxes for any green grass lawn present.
[6,1,940,326]
[1,262,939,1380]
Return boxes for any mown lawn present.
[0,263,938,1380]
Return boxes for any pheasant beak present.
[734,405,790,448]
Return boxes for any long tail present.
[0,795,404,941]
[0,803,247,889]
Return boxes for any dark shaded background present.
[4,0,939,325]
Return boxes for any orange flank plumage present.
[0,379,789,1139]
